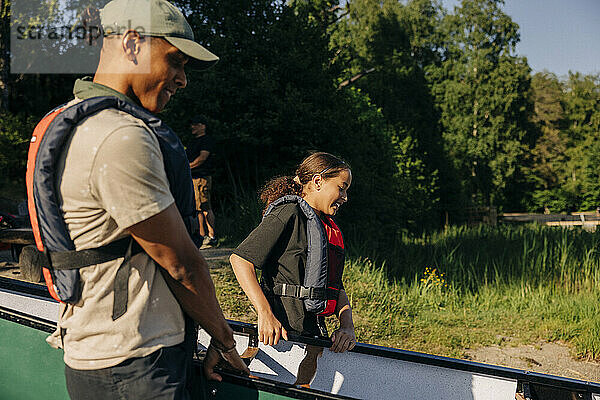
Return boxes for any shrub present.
[0,112,35,184]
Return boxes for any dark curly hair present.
[259,152,350,212]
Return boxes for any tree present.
[1,0,10,111]
[526,72,568,211]
[401,0,446,68]
[564,73,600,210]
[428,0,534,209]
[325,0,455,229]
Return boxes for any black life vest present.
[262,195,345,317]
[26,96,198,320]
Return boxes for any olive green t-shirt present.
[45,78,185,370]
[233,203,321,336]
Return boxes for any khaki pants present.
[192,176,212,211]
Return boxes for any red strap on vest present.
[322,216,344,249]
[42,267,61,301]
[319,216,344,316]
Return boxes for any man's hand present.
[203,344,250,381]
[127,204,248,374]
[203,345,223,381]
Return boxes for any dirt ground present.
[2,248,600,383]
[465,340,600,383]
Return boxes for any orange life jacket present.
[26,96,198,319]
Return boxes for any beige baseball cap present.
[100,0,219,69]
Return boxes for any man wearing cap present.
[187,117,218,248]
[41,0,249,398]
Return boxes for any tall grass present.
[346,224,600,294]
[339,225,600,359]
[340,255,600,360]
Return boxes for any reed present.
[340,226,600,359]
[346,224,600,294]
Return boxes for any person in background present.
[187,117,218,248]
[230,152,356,386]
[30,1,249,398]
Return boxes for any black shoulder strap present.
[47,236,141,270]
[42,237,143,320]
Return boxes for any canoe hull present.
[1,276,599,400]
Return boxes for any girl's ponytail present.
[259,176,302,212]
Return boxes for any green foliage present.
[326,88,402,239]
[564,73,600,210]
[526,72,566,211]
[389,131,439,230]
[0,0,9,111]
[288,0,343,28]
[526,72,600,212]
[328,0,454,229]
[564,73,600,143]
[383,224,600,293]
[0,111,35,184]
[427,0,534,210]
[401,0,446,67]
[344,258,600,359]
